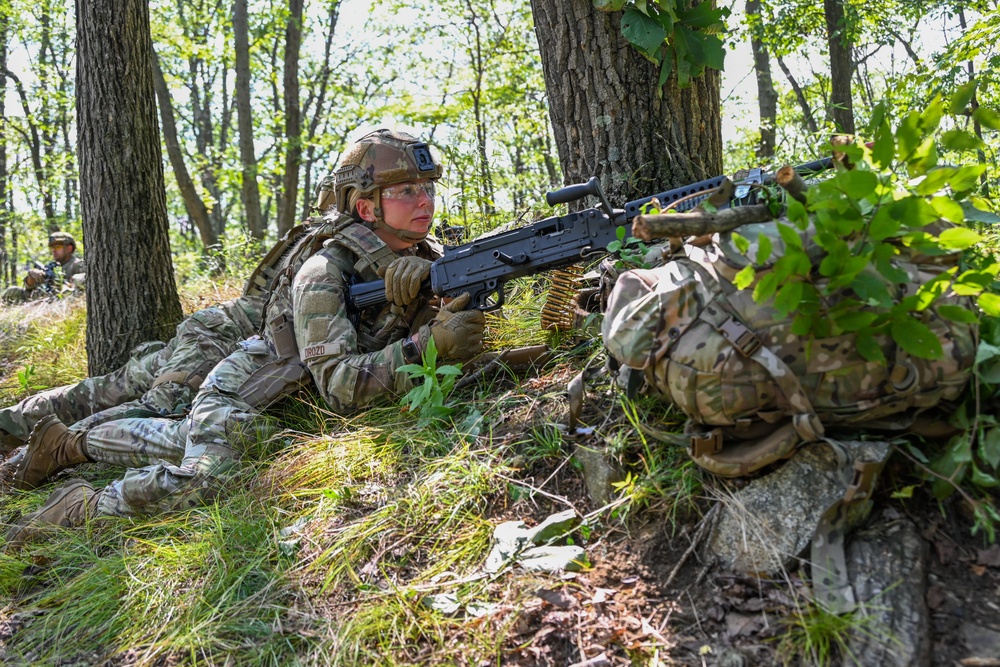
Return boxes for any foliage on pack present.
[725,97,997,364]
[593,0,728,88]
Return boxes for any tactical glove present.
[24,269,46,289]
[382,256,432,307]
[428,292,485,360]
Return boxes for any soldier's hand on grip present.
[429,292,485,360]
[382,256,432,307]
[24,269,47,289]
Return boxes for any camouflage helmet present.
[48,232,76,249]
[313,174,337,213]
[334,129,443,215]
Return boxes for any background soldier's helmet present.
[48,232,76,249]
[313,175,337,212]
[333,129,443,214]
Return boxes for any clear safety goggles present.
[381,180,435,202]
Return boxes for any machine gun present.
[348,155,841,312]
[30,260,60,295]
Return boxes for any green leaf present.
[937,227,982,251]
[950,165,987,194]
[920,97,945,134]
[856,329,887,363]
[787,198,808,225]
[731,232,750,254]
[835,310,878,332]
[621,9,667,60]
[896,111,921,158]
[891,485,916,499]
[915,167,956,196]
[657,55,673,88]
[871,119,894,169]
[776,222,803,249]
[752,272,779,303]
[836,170,877,199]
[868,208,900,240]
[970,464,999,488]
[755,233,773,265]
[979,293,1000,317]
[950,79,977,114]
[866,100,887,137]
[941,128,985,152]
[973,106,1000,131]
[679,0,725,28]
[733,265,755,290]
[607,240,622,253]
[981,426,1000,469]
[937,304,978,324]
[962,200,1000,224]
[774,280,803,315]
[887,196,939,228]
[929,196,965,224]
[851,273,893,307]
[891,316,943,359]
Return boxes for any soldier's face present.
[380,179,435,236]
[50,244,72,263]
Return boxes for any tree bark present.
[233,0,265,243]
[824,0,855,135]
[151,50,220,252]
[278,0,303,237]
[746,0,777,159]
[76,0,184,374]
[530,0,722,207]
[0,13,7,285]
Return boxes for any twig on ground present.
[663,503,720,590]
[496,472,580,513]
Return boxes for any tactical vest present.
[237,217,404,406]
[603,218,978,477]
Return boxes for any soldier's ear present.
[356,198,376,222]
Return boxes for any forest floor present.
[0,287,996,666]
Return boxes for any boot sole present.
[5,479,94,550]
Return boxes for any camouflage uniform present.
[0,296,263,453]
[78,215,443,516]
[1,233,87,304]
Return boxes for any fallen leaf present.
[926,585,947,610]
[971,564,987,577]
[976,544,1000,568]
[590,588,617,605]
[534,587,577,609]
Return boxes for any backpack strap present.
[328,223,399,276]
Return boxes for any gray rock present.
[707,440,890,575]
[573,444,622,505]
[841,516,930,667]
[961,622,1000,658]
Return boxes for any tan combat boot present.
[13,415,89,490]
[5,479,100,551]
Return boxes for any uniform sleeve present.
[291,252,418,412]
[64,257,86,288]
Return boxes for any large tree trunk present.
[76,0,184,374]
[151,50,220,252]
[747,0,777,159]
[0,13,7,285]
[824,0,855,135]
[530,0,722,205]
[233,0,264,243]
[277,0,303,237]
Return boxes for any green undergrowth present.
[0,276,708,666]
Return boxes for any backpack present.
[602,217,977,477]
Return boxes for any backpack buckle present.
[718,316,762,356]
[844,460,881,503]
[690,429,724,458]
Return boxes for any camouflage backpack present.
[602,217,978,477]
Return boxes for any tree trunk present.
[747,0,777,159]
[76,0,184,374]
[776,54,819,135]
[530,0,722,205]
[824,0,855,135]
[0,13,7,285]
[233,0,264,243]
[151,50,220,251]
[278,0,303,237]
